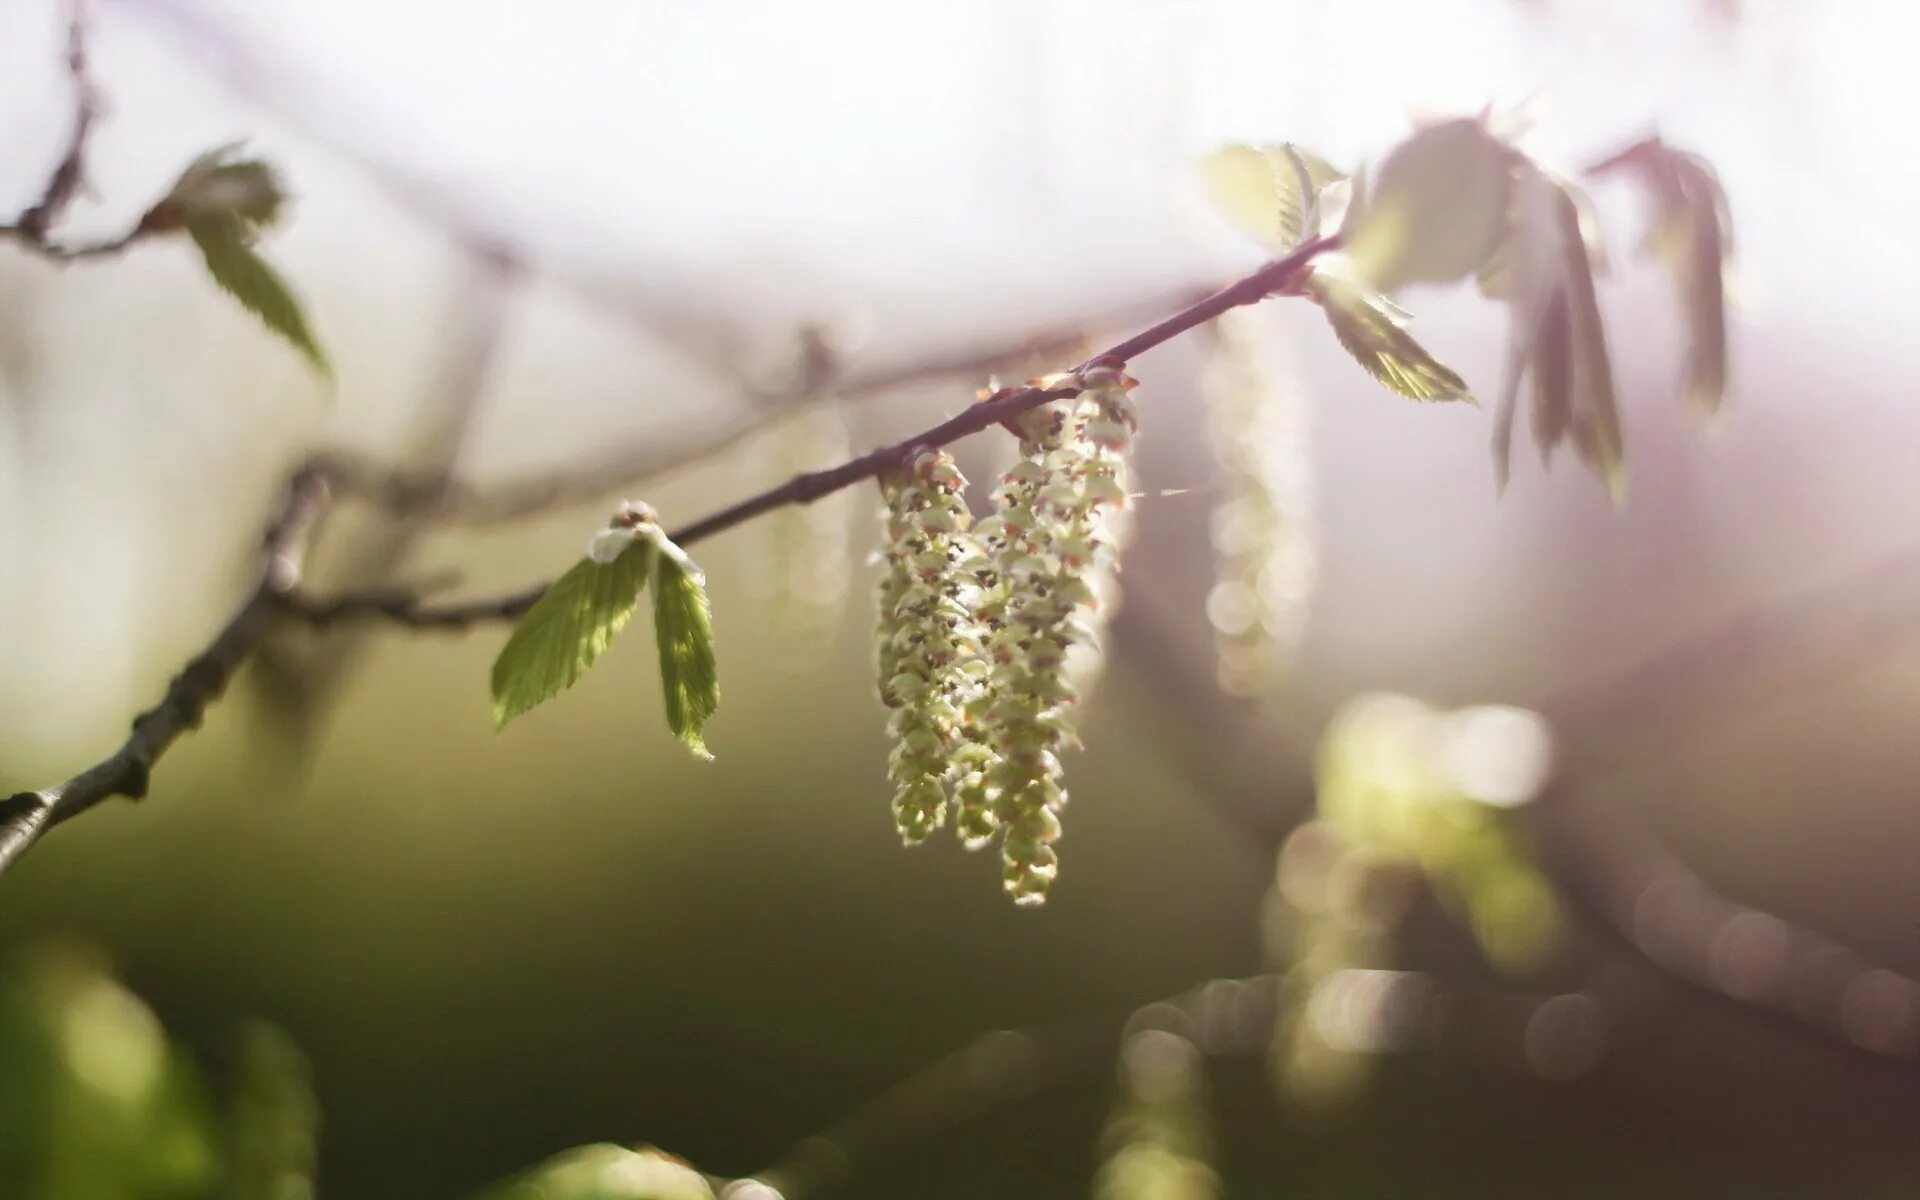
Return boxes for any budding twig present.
[0,468,332,873]
[288,237,1340,629]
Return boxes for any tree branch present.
[316,286,1203,528]
[282,237,1339,629]
[0,0,128,260]
[0,467,332,873]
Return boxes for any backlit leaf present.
[491,541,653,728]
[650,538,719,761]
[188,214,330,378]
[1346,118,1514,292]
[1199,143,1344,251]
[1594,138,1734,412]
[1308,269,1472,403]
[1482,163,1620,495]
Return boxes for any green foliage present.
[1198,132,1475,407]
[1308,271,1473,403]
[491,520,721,757]
[1199,142,1345,251]
[0,945,219,1200]
[187,216,330,378]
[650,543,720,761]
[1315,694,1562,972]
[223,1023,317,1200]
[1345,117,1514,292]
[149,147,329,378]
[491,540,654,729]
[472,1144,713,1200]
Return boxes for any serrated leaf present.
[1308,270,1472,403]
[1346,117,1514,292]
[491,541,653,728]
[650,538,719,760]
[1199,143,1344,251]
[187,214,330,377]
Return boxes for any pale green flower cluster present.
[872,366,1140,905]
[972,365,1139,904]
[875,449,988,844]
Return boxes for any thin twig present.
[282,238,1339,629]
[0,0,128,260]
[316,287,1196,527]
[0,468,332,872]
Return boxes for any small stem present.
[292,236,1340,629]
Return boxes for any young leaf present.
[1345,117,1514,292]
[1553,183,1625,499]
[1307,270,1472,403]
[490,540,654,728]
[1594,139,1733,413]
[1199,143,1343,251]
[188,214,330,378]
[1481,164,1621,495]
[650,538,719,761]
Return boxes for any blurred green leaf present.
[474,1144,714,1200]
[1308,270,1473,403]
[187,215,330,378]
[650,539,720,761]
[1314,694,1563,974]
[491,541,654,728]
[0,945,219,1200]
[1199,142,1343,251]
[1346,117,1513,292]
[224,1022,317,1200]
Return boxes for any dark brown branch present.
[0,468,332,873]
[0,1,127,260]
[283,238,1339,629]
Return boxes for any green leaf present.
[1346,117,1514,292]
[188,214,330,378]
[650,539,719,761]
[1199,143,1344,251]
[491,541,654,728]
[473,1144,714,1200]
[1308,269,1473,403]
[224,1022,317,1200]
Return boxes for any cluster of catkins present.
[874,363,1139,904]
